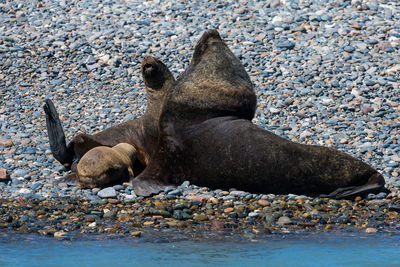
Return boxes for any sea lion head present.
[141,56,175,120]
[162,29,257,121]
[141,56,175,92]
[113,143,137,161]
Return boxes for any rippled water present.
[1,231,400,266]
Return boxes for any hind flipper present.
[131,177,172,197]
[55,172,80,186]
[321,172,387,199]
[43,99,74,167]
[130,164,172,197]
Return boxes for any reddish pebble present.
[191,194,212,202]
[258,199,270,207]
[0,138,13,147]
[229,190,246,196]
[362,106,374,114]
[0,168,7,180]
[224,207,234,213]
[211,220,224,230]
[2,148,16,154]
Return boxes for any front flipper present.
[321,172,387,199]
[43,99,74,167]
[131,177,172,197]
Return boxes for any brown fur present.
[131,30,385,199]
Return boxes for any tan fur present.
[77,143,137,188]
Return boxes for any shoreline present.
[1,0,399,240]
[1,183,400,240]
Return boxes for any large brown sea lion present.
[130,30,386,199]
[44,56,175,178]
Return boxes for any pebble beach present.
[0,0,399,238]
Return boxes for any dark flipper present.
[321,172,387,199]
[131,177,171,197]
[44,99,74,167]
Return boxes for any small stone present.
[362,106,374,114]
[330,81,340,88]
[388,204,400,212]
[270,0,281,8]
[54,231,67,238]
[97,187,117,198]
[365,228,378,233]
[18,188,31,194]
[103,211,117,219]
[270,107,280,114]
[190,194,212,202]
[224,207,234,213]
[130,231,142,237]
[211,220,224,230]
[113,185,124,191]
[277,41,295,50]
[229,190,246,196]
[258,199,270,206]
[12,169,29,178]
[0,169,7,180]
[365,79,375,86]
[0,138,13,147]
[194,214,208,221]
[277,216,292,225]
[343,46,355,53]
[168,189,182,196]
[181,181,190,188]
[367,39,379,45]
[248,212,259,217]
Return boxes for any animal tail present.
[43,99,74,168]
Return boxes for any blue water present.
[1,232,400,266]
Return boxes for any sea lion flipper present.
[322,172,386,199]
[131,177,171,197]
[43,99,74,167]
[55,172,80,186]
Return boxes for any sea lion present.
[77,143,137,188]
[131,29,386,199]
[44,56,175,176]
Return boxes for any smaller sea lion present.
[77,143,137,188]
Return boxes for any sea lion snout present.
[141,56,173,91]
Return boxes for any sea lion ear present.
[191,29,223,65]
[141,56,175,90]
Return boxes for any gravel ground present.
[0,0,399,237]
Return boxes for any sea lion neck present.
[141,56,176,121]
[159,29,257,123]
